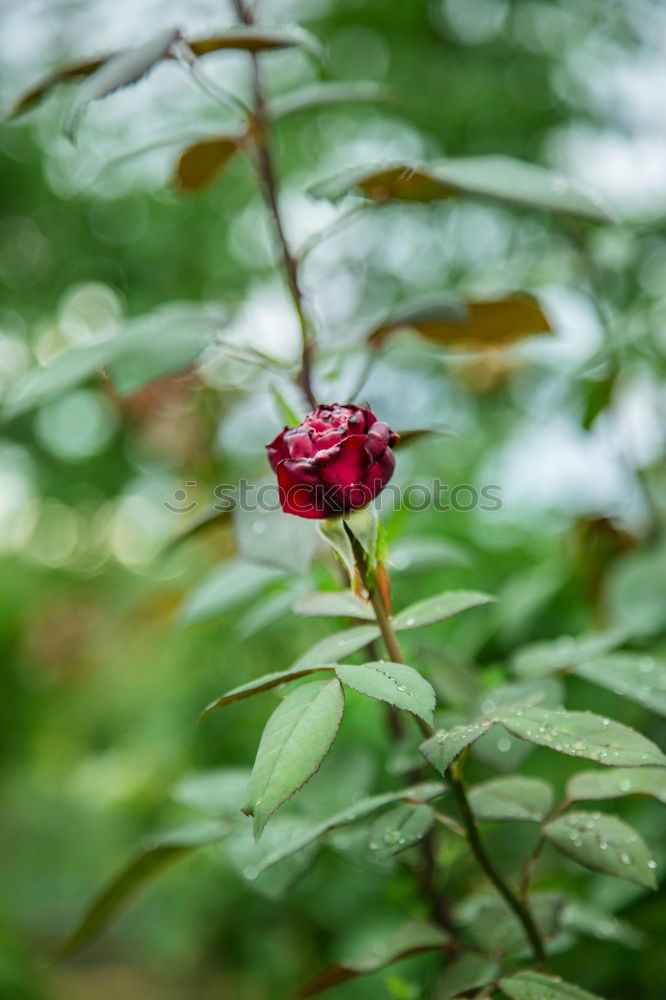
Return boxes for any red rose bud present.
[266,404,398,519]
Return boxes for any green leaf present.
[55,821,227,958]
[460,892,563,956]
[335,661,435,725]
[389,536,471,572]
[393,590,495,630]
[497,706,666,767]
[544,811,658,890]
[234,497,319,575]
[317,516,356,579]
[297,920,449,997]
[343,505,379,568]
[419,719,495,774]
[561,901,645,949]
[567,766,666,805]
[245,679,345,838]
[172,767,251,817]
[171,134,240,192]
[571,653,666,716]
[436,953,500,999]
[310,155,609,220]
[2,340,116,421]
[254,781,446,874]
[293,591,375,621]
[422,705,666,774]
[468,776,554,823]
[199,666,335,720]
[289,624,381,670]
[63,27,180,141]
[271,81,397,120]
[162,506,235,555]
[499,971,606,1000]
[108,308,211,394]
[368,294,552,352]
[511,631,627,680]
[420,719,495,774]
[179,559,285,625]
[225,817,319,900]
[368,803,434,860]
[3,303,222,420]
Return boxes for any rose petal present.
[276,461,328,518]
[284,428,315,460]
[265,428,290,472]
[319,434,369,487]
[364,420,390,459]
[364,449,396,495]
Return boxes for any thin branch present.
[232,0,317,410]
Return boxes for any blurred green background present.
[1,0,666,997]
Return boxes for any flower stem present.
[361,550,547,967]
[231,0,316,411]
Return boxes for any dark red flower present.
[266,404,398,519]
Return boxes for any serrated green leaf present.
[561,901,645,949]
[179,559,285,625]
[422,705,666,774]
[368,803,434,859]
[420,719,495,774]
[499,971,606,1000]
[55,821,227,958]
[392,590,495,630]
[172,767,251,817]
[544,811,658,890]
[199,666,335,721]
[63,27,180,141]
[511,631,625,680]
[369,294,552,352]
[436,953,500,999]
[246,679,345,838]
[497,706,666,767]
[255,780,446,874]
[297,920,449,997]
[310,156,609,221]
[336,661,435,724]
[468,776,554,822]
[293,591,375,621]
[571,653,666,716]
[289,624,381,670]
[567,766,666,804]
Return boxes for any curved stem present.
[361,551,547,967]
[232,0,316,410]
[519,798,570,900]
